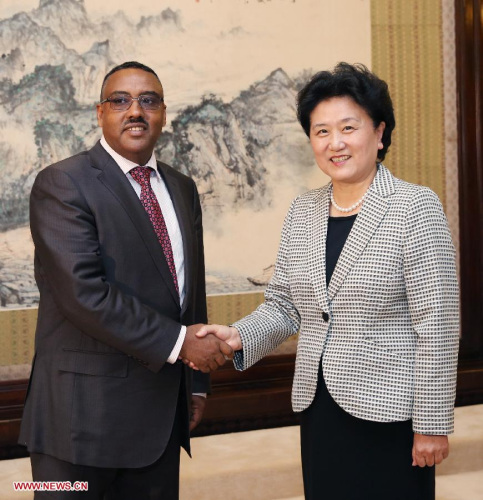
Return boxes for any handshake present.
[179,324,242,373]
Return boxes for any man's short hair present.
[100,61,161,101]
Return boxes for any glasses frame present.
[99,93,165,111]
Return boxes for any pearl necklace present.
[330,186,369,213]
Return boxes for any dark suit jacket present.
[19,141,209,468]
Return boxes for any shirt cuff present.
[193,393,207,398]
[167,325,186,364]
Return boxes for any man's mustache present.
[125,118,148,126]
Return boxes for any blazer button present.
[322,312,329,322]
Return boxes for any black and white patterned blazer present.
[233,164,459,435]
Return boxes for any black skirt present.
[300,370,435,500]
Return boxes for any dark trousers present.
[30,412,181,500]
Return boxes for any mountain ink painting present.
[0,0,370,308]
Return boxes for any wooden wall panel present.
[453,0,483,398]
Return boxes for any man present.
[19,61,232,499]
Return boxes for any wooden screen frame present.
[453,0,483,404]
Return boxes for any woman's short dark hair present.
[297,62,395,162]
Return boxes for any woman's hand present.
[412,433,449,467]
[196,324,242,351]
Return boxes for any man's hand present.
[179,324,233,373]
[189,395,206,431]
[196,324,242,351]
[412,433,449,467]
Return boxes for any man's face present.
[97,68,166,165]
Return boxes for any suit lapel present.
[157,161,194,316]
[327,165,394,301]
[88,142,180,308]
[308,185,331,312]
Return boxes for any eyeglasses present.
[99,93,164,111]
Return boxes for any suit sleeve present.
[233,199,301,370]
[403,188,460,434]
[190,179,210,394]
[30,166,183,373]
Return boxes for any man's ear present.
[97,103,104,127]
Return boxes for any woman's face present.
[309,96,385,186]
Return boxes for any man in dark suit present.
[19,61,232,499]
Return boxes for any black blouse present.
[325,214,357,286]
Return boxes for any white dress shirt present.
[100,136,186,364]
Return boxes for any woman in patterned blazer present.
[196,63,459,500]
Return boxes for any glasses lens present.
[109,95,132,110]
[139,95,162,110]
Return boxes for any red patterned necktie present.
[130,166,179,295]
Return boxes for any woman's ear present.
[376,121,385,150]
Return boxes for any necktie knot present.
[130,166,153,186]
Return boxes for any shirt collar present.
[100,135,157,175]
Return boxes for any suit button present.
[322,312,329,322]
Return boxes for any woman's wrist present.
[228,326,243,351]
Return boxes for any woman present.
[196,63,459,499]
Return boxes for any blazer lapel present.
[327,165,394,301]
[88,142,180,308]
[157,162,194,316]
[308,185,331,312]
